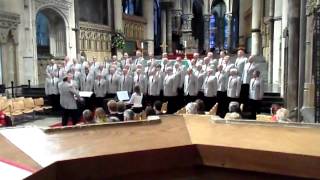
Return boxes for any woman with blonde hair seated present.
[94,107,107,123]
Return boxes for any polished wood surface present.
[1,115,320,179]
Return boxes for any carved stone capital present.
[0,10,20,44]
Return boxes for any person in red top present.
[0,111,12,127]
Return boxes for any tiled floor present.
[15,115,60,128]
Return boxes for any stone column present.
[166,8,173,53]
[251,0,262,55]
[203,0,210,52]
[239,1,246,47]
[226,13,233,52]
[161,9,167,52]
[268,0,275,84]
[302,6,315,122]
[114,0,123,31]
[181,0,194,54]
[144,0,154,53]
[286,0,300,112]
[280,0,289,97]
[203,14,210,52]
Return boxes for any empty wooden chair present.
[34,97,52,110]
[11,100,24,116]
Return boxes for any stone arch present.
[36,7,67,58]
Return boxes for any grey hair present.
[83,109,93,121]
[124,109,135,121]
[229,101,240,113]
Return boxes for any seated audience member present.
[116,101,126,121]
[195,99,206,115]
[153,101,163,115]
[271,104,281,122]
[129,85,143,113]
[224,102,241,120]
[94,107,107,123]
[124,109,135,121]
[186,102,198,114]
[276,108,290,122]
[107,100,119,120]
[83,109,95,124]
[145,106,156,116]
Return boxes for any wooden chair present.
[11,100,24,116]
[13,97,25,102]
[34,97,52,110]
[161,102,168,114]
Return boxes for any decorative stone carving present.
[123,15,146,41]
[34,0,72,21]
[172,9,182,33]
[79,21,112,60]
[0,11,20,44]
[181,13,193,33]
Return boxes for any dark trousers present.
[216,91,227,118]
[177,87,185,110]
[61,108,79,126]
[148,95,160,107]
[249,99,261,120]
[164,96,177,114]
[204,96,217,111]
[184,95,197,105]
[240,84,249,104]
[49,94,61,111]
[95,97,105,109]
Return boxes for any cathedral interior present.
[0,0,319,179]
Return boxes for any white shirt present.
[129,92,143,107]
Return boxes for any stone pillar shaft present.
[286,0,300,112]
[143,0,154,53]
[166,8,173,53]
[251,0,262,55]
[114,0,123,31]
[161,9,167,52]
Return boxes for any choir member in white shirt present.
[119,68,133,93]
[215,64,228,117]
[184,68,198,104]
[241,55,258,103]
[129,85,144,113]
[134,50,144,66]
[133,68,147,94]
[45,69,60,111]
[202,57,211,73]
[80,67,94,91]
[227,68,242,103]
[107,67,120,98]
[235,49,247,78]
[80,67,95,110]
[202,68,218,111]
[163,67,178,114]
[148,68,162,105]
[95,63,107,80]
[46,59,57,79]
[94,75,107,108]
[222,56,235,77]
[218,50,226,65]
[56,63,66,82]
[195,64,206,98]
[249,70,264,119]
[174,62,185,110]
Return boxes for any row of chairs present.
[0,96,52,125]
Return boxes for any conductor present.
[59,74,82,126]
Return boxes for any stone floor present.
[14,115,60,128]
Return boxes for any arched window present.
[210,0,226,51]
[36,12,50,48]
[122,0,143,16]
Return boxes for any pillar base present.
[301,107,315,123]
